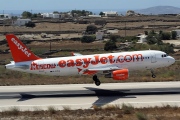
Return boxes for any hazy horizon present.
[1,6,180,16]
[0,0,180,14]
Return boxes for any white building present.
[0,14,12,19]
[41,13,52,18]
[96,31,104,40]
[103,11,118,17]
[14,19,31,26]
[0,19,3,24]
[88,15,101,18]
[107,29,119,34]
[41,13,61,18]
[173,30,180,38]
[53,14,60,18]
[137,34,147,43]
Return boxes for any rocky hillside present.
[135,6,180,15]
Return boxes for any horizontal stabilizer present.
[14,65,29,70]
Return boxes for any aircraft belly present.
[43,67,78,76]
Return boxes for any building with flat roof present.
[13,19,31,26]
[96,31,104,40]
[137,34,147,43]
[41,13,61,18]
[173,30,180,38]
[88,15,101,18]
[0,14,12,19]
[103,11,118,17]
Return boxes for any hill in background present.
[135,6,180,15]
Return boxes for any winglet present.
[6,34,41,62]
[71,52,83,56]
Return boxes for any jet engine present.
[104,69,129,80]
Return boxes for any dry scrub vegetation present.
[1,15,180,37]
[1,104,180,120]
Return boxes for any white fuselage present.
[5,50,175,76]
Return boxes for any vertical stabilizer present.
[6,34,40,62]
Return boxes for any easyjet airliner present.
[5,34,175,86]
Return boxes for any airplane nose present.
[169,56,175,64]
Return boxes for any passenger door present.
[150,53,156,63]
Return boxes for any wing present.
[79,65,121,75]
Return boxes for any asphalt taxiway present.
[0,81,180,111]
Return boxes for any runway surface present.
[0,81,180,111]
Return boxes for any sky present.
[0,0,180,13]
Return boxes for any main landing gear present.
[93,75,101,86]
[151,69,156,78]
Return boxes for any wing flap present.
[87,66,120,71]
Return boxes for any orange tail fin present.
[6,34,40,62]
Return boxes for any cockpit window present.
[162,54,168,58]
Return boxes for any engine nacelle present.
[105,69,129,80]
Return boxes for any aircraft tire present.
[95,80,101,86]
[152,74,156,78]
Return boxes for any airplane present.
[5,34,175,86]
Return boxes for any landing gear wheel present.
[152,74,156,78]
[93,75,101,86]
[95,80,101,86]
[150,69,156,78]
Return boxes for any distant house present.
[173,30,180,38]
[13,19,31,26]
[103,11,118,17]
[137,34,147,43]
[41,13,61,19]
[41,13,52,18]
[0,14,12,19]
[107,29,119,34]
[0,19,3,24]
[52,13,60,18]
[96,31,104,40]
[88,15,101,18]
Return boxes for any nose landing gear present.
[93,75,101,86]
[151,69,156,78]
